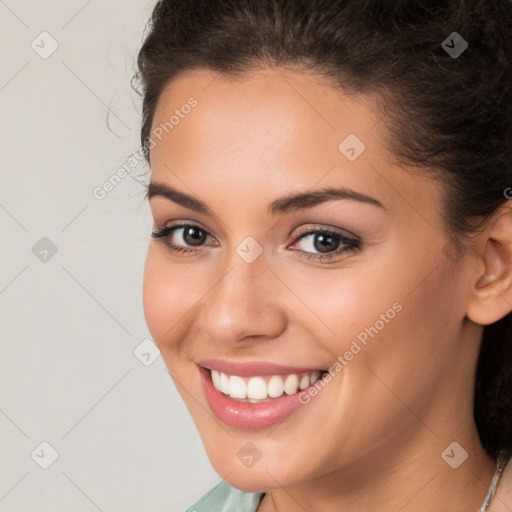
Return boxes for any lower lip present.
[198,365,312,430]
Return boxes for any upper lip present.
[197,358,326,377]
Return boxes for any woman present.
[135,0,512,510]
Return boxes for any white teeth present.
[219,372,230,394]
[247,377,267,399]
[229,376,247,399]
[267,375,284,398]
[299,374,310,390]
[210,369,324,401]
[284,374,299,395]
[211,369,221,390]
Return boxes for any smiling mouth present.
[206,368,327,403]
[198,364,332,429]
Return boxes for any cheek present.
[325,261,459,413]
[142,249,191,350]
[281,262,395,354]
[290,253,454,378]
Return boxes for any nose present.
[196,252,287,346]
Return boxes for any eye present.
[288,226,362,262]
[151,222,363,261]
[151,224,215,255]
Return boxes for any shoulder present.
[490,454,512,512]
[185,480,265,512]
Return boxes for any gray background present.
[0,1,218,510]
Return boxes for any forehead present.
[150,67,383,157]
[148,67,442,226]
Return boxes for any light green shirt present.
[186,480,265,512]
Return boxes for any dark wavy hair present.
[134,0,512,460]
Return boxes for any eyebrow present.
[146,181,387,216]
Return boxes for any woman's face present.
[143,68,480,491]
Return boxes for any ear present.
[466,201,512,325]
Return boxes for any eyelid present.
[154,220,218,239]
[154,221,359,246]
[291,223,361,243]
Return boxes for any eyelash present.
[150,223,362,262]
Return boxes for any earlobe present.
[466,204,512,326]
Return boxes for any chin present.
[204,442,312,494]
[222,470,289,494]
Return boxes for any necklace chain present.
[478,448,511,512]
